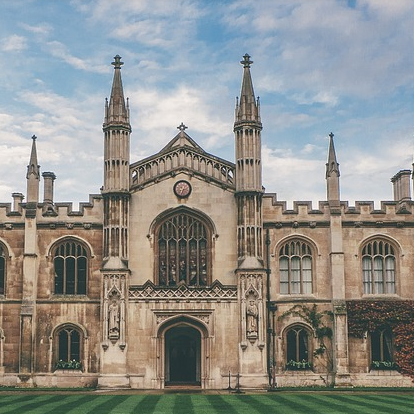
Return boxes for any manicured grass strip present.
[96,395,145,414]
[0,395,66,414]
[34,395,98,414]
[265,393,332,414]
[306,393,390,414]
[0,394,38,409]
[132,394,163,413]
[173,395,194,414]
[349,394,411,413]
[207,395,242,414]
[189,394,213,413]
[70,395,123,414]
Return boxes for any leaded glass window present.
[371,329,393,364]
[279,240,313,294]
[54,240,88,295]
[286,326,310,367]
[158,213,209,286]
[362,240,395,294]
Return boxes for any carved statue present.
[246,299,258,335]
[108,299,120,334]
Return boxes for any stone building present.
[0,54,413,389]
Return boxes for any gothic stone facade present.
[0,55,413,389]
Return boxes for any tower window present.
[54,240,88,295]
[279,240,313,294]
[362,240,395,294]
[157,212,210,287]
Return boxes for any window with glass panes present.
[362,240,395,294]
[279,240,313,294]
[54,240,87,295]
[157,212,209,287]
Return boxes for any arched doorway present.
[165,326,201,385]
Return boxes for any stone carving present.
[246,299,259,336]
[108,298,120,339]
[240,273,263,344]
[129,280,237,301]
[103,274,127,348]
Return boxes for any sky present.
[0,0,414,209]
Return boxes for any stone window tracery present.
[279,240,313,294]
[371,329,394,367]
[285,325,311,369]
[362,240,395,294]
[157,212,210,287]
[54,325,83,370]
[53,240,88,295]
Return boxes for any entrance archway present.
[165,326,201,385]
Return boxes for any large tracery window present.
[279,240,313,294]
[362,240,396,294]
[0,244,5,295]
[157,212,210,287]
[54,240,88,295]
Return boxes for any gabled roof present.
[130,129,235,192]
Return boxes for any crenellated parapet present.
[263,194,414,228]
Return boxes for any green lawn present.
[1,392,414,414]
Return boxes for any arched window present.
[362,240,395,294]
[286,326,311,369]
[53,240,88,295]
[371,329,394,369]
[157,212,210,287]
[279,240,313,294]
[0,244,5,295]
[54,325,83,370]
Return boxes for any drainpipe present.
[265,228,272,387]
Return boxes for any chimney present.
[391,170,411,202]
[12,192,24,213]
[42,172,56,205]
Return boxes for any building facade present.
[0,54,413,389]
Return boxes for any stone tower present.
[234,54,267,386]
[100,56,131,387]
[20,135,40,384]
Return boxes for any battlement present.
[0,194,103,223]
[263,193,413,226]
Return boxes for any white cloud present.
[0,35,27,52]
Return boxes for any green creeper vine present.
[347,300,414,381]
[278,304,334,372]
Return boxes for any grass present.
[0,391,414,413]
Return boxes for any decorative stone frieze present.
[129,280,237,301]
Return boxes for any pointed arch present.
[150,207,216,287]
[50,322,89,372]
[49,237,90,295]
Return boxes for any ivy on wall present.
[347,300,414,381]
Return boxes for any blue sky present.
[0,0,414,208]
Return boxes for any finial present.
[32,134,37,141]
[329,132,334,139]
[241,53,253,68]
[177,122,188,132]
[112,55,124,69]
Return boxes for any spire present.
[326,132,340,178]
[104,55,130,126]
[235,54,261,123]
[326,132,340,208]
[26,135,40,204]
